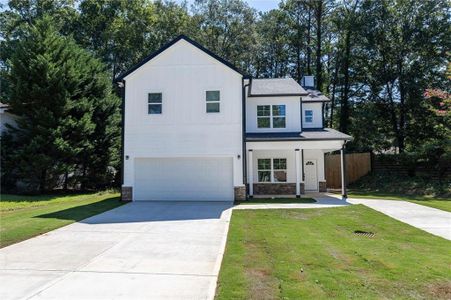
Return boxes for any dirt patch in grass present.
[426,281,451,300]
[279,208,326,220]
[245,268,279,300]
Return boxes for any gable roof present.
[302,88,330,102]
[248,78,308,97]
[115,35,244,82]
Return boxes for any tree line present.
[0,0,449,192]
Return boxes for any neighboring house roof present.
[302,88,330,102]
[0,102,9,109]
[246,128,352,141]
[248,78,308,97]
[115,35,244,82]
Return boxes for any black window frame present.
[257,104,286,128]
[148,93,162,114]
[206,90,220,113]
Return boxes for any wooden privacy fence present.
[325,152,371,189]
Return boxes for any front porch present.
[246,139,347,198]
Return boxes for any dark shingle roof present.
[246,128,352,141]
[302,88,330,102]
[248,78,308,97]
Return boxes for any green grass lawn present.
[215,205,451,300]
[347,173,450,212]
[346,191,451,212]
[236,198,316,205]
[0,191,123,248]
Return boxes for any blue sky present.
[234,0,279,12]
[179,0,280,12]
[0,0,280,13]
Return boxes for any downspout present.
[300,96,303,131]
[301,149,305,181]
[118,80,126,198]
[242,77,251,198]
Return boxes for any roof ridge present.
[253,77,296,80]
[115,35,244,81]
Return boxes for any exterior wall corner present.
[121,186,133,201]
[319,181,327,192]
[299,182,305,194]
[234,186,246,201]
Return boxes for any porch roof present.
[248,78,308,97]
[246,128,352,142]
[302,88,330,102]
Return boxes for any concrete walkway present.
[0,201,233,300]
[347,198,451,240]
[235,193,451,241]
[233,194,348,210]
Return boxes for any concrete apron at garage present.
[0,201,233,300]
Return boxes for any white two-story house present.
[116,35,352,201]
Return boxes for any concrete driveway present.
[0,201,233,300]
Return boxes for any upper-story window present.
[206,91,220,113]
[304,109,313,123]
[257,105,286,128]
[148,93,162,114]
[257,158,287,182]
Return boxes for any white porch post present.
[248,149,253,197]
[340,145,347,199]
[295,149,300,197]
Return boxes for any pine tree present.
[1,16,120,192]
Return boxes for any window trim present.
[148,92,162,115]
[257,105,271,128]
[257,104,286,128]
[304,109,313,123]
[257,158,287,183]
[257,158,271,183]
[206,90,220,113]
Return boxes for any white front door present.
[304,159,318,191]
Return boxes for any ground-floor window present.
[257,158,287,183]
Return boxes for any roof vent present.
[301,76,315,88]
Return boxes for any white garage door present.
[134,157,234,201]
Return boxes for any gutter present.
[242,78,251,192]
[246,137,353,142]
[118,80,126,190]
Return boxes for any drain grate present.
[354,230,375,237]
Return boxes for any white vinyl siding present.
[302,102,323,128]
[247,97,300,133]
[304,109,313,123]
[123,39,243,191]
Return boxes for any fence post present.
[341,146,347,199]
